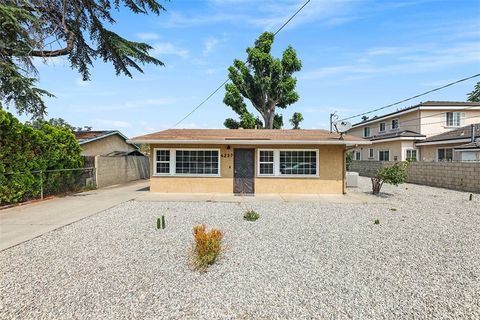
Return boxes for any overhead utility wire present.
[173,0,312,127]
[338,73,480,122]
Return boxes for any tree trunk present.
[371,177,384,195]
[263,108,275,129]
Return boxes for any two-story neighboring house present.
[347,101,480,162]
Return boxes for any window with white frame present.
[446,112,461,127]
[391,119,399,130]
[379,150,390,161]
[379,123,386,132]
[280,150,317,175]
[154,149,220,175]
[259,150,274,175]
[176,150,219,174]
[155,149,170,174]
[355,151,361,161]
[406,149,417,161]
[363,127,371,137]
[258,149,318,176]
[437,148,453,161]
[368,148,374,159]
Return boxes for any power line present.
[173,0,312,128]
[339,73,480,122]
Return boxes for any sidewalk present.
[0,180,149,251]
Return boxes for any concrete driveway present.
[0,180,149,251]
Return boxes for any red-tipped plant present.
[193,224,223,271]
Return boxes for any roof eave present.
[126,139,372,146]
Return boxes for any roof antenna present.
[334,120,353,140]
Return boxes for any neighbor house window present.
[368,148,374,159]
[176,150,219,175]
[437,148,453,161]
[280,151,317,175]
[406,149,417,161]
[155,149,170,174]
[363,127,371,137]
[379,150,390,161]
[379,123,386,132]
[259,150,274,175]
[355,151,361,160]
[446,112,461,127]
[391,119,399,130]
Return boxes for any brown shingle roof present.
[420,123,480,143]
[73,130,116,142]
[370,130,426,141]
[129,129,369,144]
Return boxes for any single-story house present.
[128,129,370,195]
[416,123,480,161]
[74,130,140,156]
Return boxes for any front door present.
[233,148,255,195]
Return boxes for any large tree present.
[223,32,302,129]
[289,112,303,129]
[467,82,480,102]
[0,0,166,119]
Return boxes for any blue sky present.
[13,0,480,136]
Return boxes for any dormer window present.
[379,123,386,132]
[391,119,399,130]
[363,127,371,137]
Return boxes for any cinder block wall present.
[349,161,480,193]
[95,156,150,188]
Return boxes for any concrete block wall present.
[95,156,150,188]
[349,160,480,193]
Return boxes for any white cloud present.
[152,42,189,58]
[203,37,219,56]
[136,32,161,40]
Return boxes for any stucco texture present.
[149,144,345,194]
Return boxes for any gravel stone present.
[1,177,479,319]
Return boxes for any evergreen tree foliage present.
[223,32,302,129]
[467,82,480,102]
[289,112,303,129]
[0,0,166,119]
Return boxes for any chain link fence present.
[0,168,96,205]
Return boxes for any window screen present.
[279,151,316,175]
[155,150,170,174]
[446,112,461,127]
[175,150,219,175]
[379,150,390,161]
[259,150,274,175]
[438,148,453,161]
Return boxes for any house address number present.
[221,153,233,158]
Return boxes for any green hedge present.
[0,109,83,205]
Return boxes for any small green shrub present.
[193,224,223,271]
[371,161,409,195]
[243,210,260,221]
[156,216,165,229]
[374,219,380,225]
[389,208,397,211]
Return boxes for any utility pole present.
[330,112,338,133]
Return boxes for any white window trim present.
[436,147,454,162]
[379,123,386,133]
[390,118,399,131]
[445,111,464,128]
[378,150,390,161]
[257,149,275,176]
[153,148,221,177]
[363,127,371,138]
[368,148,375,159]
[405,149,417,161]
[257,149,319,178]
[355,151,362,161]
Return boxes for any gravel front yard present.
[1,177,479,319]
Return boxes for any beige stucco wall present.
[149,144,345,194]
[81,135,137,156]
[348,109,421,138]
[420,110,480,137]
[419,143,464,161]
